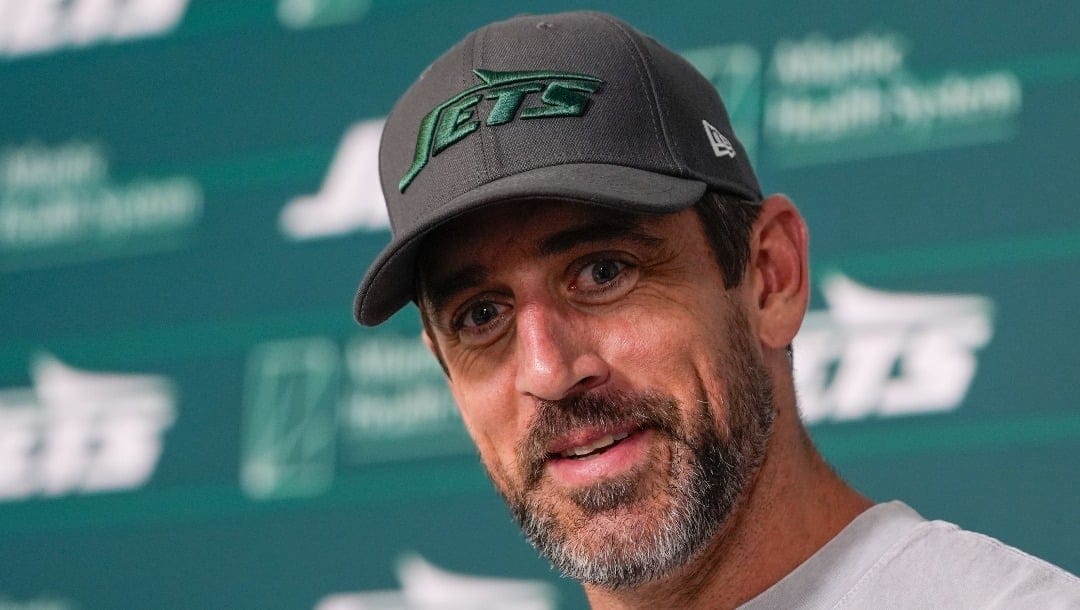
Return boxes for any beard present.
[488,307,776,588]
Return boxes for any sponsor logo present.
[278,119,388,240]
[0,355,176,501]
[0,140,203,270]
[764,32,1022,166]
[400,69,603,192]
[240,335,467,500]
[684,32,1024,168]
[315,553,557,610]
[0,0,189,59]
[702,120,736,158]
[793,274,994,423]
[241,338,339,500]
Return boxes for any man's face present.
[419,200,775,587]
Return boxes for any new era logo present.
[703,120,736,158]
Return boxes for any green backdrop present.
[1,1,1077,608]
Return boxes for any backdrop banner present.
[1,1,1077,608]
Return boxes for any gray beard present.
[493,311,777,589]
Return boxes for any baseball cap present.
[354,10,761,326]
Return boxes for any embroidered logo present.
[399,69,603,192]
[702,119,736,158]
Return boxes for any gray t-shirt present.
[741,501,1080,609]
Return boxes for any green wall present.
[1,1,1077,608]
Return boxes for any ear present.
[747,194,810,349]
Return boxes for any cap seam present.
[592,13,677,174]
[471,25,489,187]
[478,23,504,183]
[595,13,679,175]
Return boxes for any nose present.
[513,302,609,401]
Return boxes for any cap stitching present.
[594,13,677,174]
[470,25,489,187]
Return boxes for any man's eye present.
[460,301,503,328]
[578,259,625,288]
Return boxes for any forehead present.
[419,199,664,270]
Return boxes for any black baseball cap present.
[355,10,761,326]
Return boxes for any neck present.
[584,377,872,610]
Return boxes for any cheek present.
[599,298,711,377]
[449,374,527,477]
[446,340,508,383]
[600,298,739,431]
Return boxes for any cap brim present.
[353,162,707,326]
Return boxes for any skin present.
[418,194,871,609]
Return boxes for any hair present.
[695,191,797,362]
[691,191,762,289]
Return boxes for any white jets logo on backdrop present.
[793,274,994,423]
[0,355,176,500]
[315,553,557,610]
[278,119,389,240]
[0,0,190,58]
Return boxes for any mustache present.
[517,390,682,488]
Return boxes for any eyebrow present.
[423,264,489,318]
[537,216,663,256]
[422,213,664,317]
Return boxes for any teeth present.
[560,432,630,458]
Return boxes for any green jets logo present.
[399,69,603,192]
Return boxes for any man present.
[353,11,1079,608]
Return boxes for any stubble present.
[490,307,776,588]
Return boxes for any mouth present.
[541,427,651,487]
[552,431,632,460]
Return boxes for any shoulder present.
[839,516,1080,608]
[741,502,1080,610]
